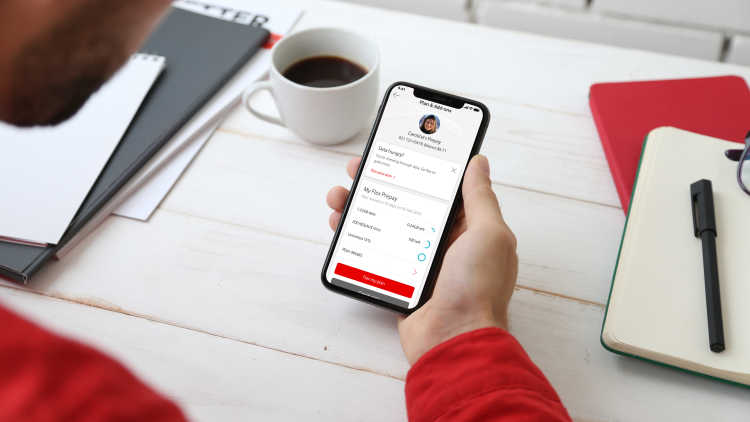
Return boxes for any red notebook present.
[589,75,750,212]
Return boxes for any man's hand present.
[326,155,518,365]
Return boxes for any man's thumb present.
[462,155,503,225]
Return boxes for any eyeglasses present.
[724,131,750,196]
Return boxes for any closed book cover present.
[0,7,269,283]
[589,75,750,212]
[601,127,750,387]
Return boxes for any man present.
[328,156,571,421]
[0,1,571,421]
[0,0,173,127]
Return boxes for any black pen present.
[690,179,725,353]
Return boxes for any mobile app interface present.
[326,85,484,309]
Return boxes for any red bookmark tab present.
[263,32,282,49]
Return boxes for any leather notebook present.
[0,7,269,283]
[602,127,750,388]
[589,75,750,212]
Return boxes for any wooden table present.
[2,1,749,420]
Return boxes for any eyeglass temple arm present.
[739,132,750,195]
[724,131,750,161]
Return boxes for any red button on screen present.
[334,263,415,298]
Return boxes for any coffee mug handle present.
[242,80,284,127]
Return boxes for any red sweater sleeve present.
[405,327,572,422]
[0,304,187,422]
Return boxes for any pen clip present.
[690,179,716,238]
[691,191,700,238]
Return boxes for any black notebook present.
[0,7,269,283]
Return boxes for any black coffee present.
[283,56,368,88]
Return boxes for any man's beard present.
[8,60,113,127]
[6,1,131,127]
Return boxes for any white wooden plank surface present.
[7,210,750,420]
[227,92,621,208]
[225,0,750,207]
[19,191,618,379]
[160,130,623,305]
[6,0,750,420]
[0,287,406,422]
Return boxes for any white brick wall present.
[332,0,750,66]
[500,0,587,10]
[593,0,750,34]
[727,35,750,66]
[474,1,723,60]
[340,0,469,21]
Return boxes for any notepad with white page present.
[602,127,750,387]
[0,54,164,245]
[112,0,303,221]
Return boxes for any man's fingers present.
[347,157,362,180]
[326,158,360,231]
[329,211,342,231]
[461,155,504,226]
[326,186,350,212]
[326,158,359,231]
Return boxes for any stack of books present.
[0,3,301,283]
[589,76,750,387]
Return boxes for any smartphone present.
[321,82,490,314]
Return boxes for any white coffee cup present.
[243,27,380,145]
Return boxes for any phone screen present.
[324,84,486,310]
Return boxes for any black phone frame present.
[320,81,491,314]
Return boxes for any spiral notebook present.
[602,127,750,387]
[0,6,269,283]
[0,54,165,245]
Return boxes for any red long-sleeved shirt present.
[406,328,571,421]
[0,304,571,421]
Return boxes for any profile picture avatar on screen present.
[419,114,439,135]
